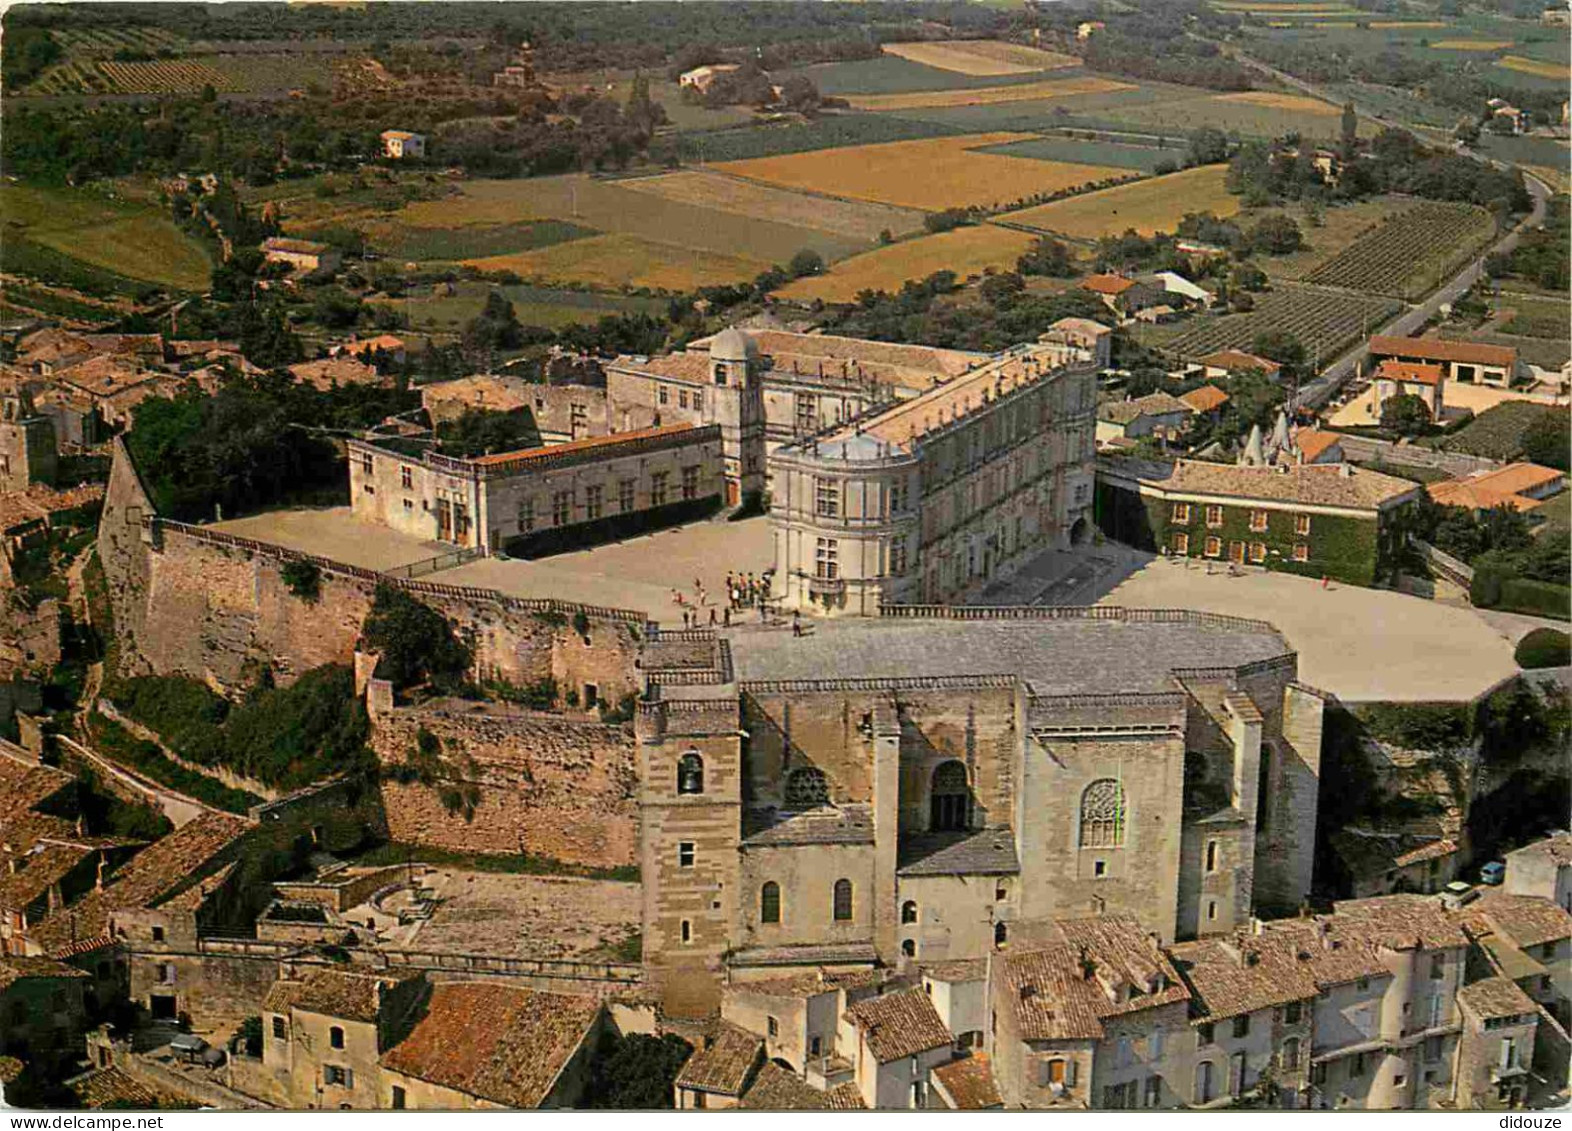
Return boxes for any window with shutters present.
[1249,509,1269,532]
[1079,779,1125,848]
[1171,532,1189,555]
[1205,505,1224,527]
[1295,513,1311,535]
[552,490,571,526]
[1250,541,1267,563]
[833,879,853,921]
[400,467,412,490]
[1205,536,1222,558]
[585,484,603,521]
[1172,503,1191,524]
[1293,543,1309,562]
[618,479,635,513]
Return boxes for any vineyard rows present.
[96,59,242,94]
[53,26,185,56]
[1305,201,1495,297]
[1148,284,1400,363]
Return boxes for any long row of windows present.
[656,385,704,411]
[754,879,853,924]
[1172,503,1313,536]
[1170,533,1310,564]
[516,468,702,531]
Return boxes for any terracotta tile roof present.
[1368,335,1517,369]
[292,967,418,1025]
[71,1066,188,1110]
[1168,934,1319,1022]
[263,978,307,1015]
[0,482,106,535]
[346,334,406,355]
[725,968,883,1001]
[1252,896,1469,992]
[1457,976,1538,1021]
[825,1082,867,1109]
[1082,273,1135,296]
[1098,391,1192,425]
[50,355,165,398]
[420,374,536,416]
[743,804,873,847]
[1180,385,1230,413]
[381,982,601,1108]
[1293,428,1343,463]
[469,423,700,467]
[1509,833,1572,868]
[1,811,81,854]
[613,352,713,384]
[844,986,952,1063]
[932,1053,1002,1109]
[288,357,384,390]
[0,954,90,989]
[1470,891,1572,949]
[1459,463,1566,498]
[1116,457,1419,512]
[264,237,332,256]
[1427,480,1542,513]
[1374,359,1443,387]
[1048,317,1113,339]
[0,843,91,910]
[697,329,983,390]
[1199,349,1279,373]
[1393,838,1459,868]
[674,1022,762,1096]
[738,1062,832,1110]
[0,751,74,823]
[921,958,988,984]
[1001,916,1189,1041]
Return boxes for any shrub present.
[360,584,473,694]
[280,559,322,603]
[1500,580,1572,622]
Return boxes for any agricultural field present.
[1304,201,1496,298]
[0,183,212,294]
[844,75,1135,112]
[463,233,771,293]
[1498,295,1572,341]
[615,171,926,241]
[879,40,1079,76]
[677,115,963,164]
[774,225,1039,303]
[371,173,874,267]
[372,281,668,334]
[1137,283,1399,363]
[1496,55,1566,80]
[1000,165,1239,240]
[94,58,241,94]
[973,135,1180,173]
[25,50,332,95]
[368,220,596,263]
[782,54,1062,96]
[1235,198,1419,283]
[562,72,757,132]
[1430,39,1513,51]
[711,132,1137,213]
[1102,90,1364,141]
[1430,401,1567,462]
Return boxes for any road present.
[1208,42,1556,411]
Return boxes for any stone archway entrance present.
[1069,517,1090,546]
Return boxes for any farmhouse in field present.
[1178,384,1229,420]
[1365,335,1518,389]
[1095,453,1421,586]
[261,237,341,276]
[1371,358,1446,420]
[768,340,1097,614]
[1197,349,1282,383]
[679,63,740,94]
[379,130,425,160]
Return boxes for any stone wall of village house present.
[129,949,283,1038]
[100,438,646,702]
[369,705,638,869]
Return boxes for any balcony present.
[807,574,846,598]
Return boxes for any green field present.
[0,184,212,295]
[376,281,668,333]
[783,54,1070,96]
[973,134,1181,172]
[1499,296,1572,341]
[677,114,964,163]
[355,219,596,262]
[1136,283,1398,363]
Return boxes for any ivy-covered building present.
[1094,456,1421,586]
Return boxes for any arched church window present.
[677,751,704,795]
[760,882,781,924]
[1079,779,1125,848]
[930,760,970,832]
[901,900,918,925]
[785,767,828,807]
[833,879,853,921]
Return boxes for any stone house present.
[379,130,425,160]
[261,238,341,277]
[1428,463,1568,515]
[930,1052,1003,1109]
[1371,359,1445,421]
[1038,318,1113,371]
[1178,385,1230,422]
[1365,336,1517,389]
[377,981,603,1109]
[919,959,988,1051]
[259,967,427,1109]
[719,969,882,1080]
[839,985,955,1108]
[1464,890,1572,1030]
[1197,350,1283,384]
[1504,833,1572,912]
[0,377,57,492]
[1454,978,1538,1108]
[673,1022,763,1109]
[1096,392,1193,445]
[1095,455,1422,587]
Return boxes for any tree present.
[788,248,824,278]
[1248,213,1304,255]
[979,272,1025,308]
[583,1032,692,1109]
[311,286,362,329]
[1379,392,1432,436]
[1251,329,1306,373]
[359,584,473,696]
[1339,101,1359,162]
[462,289,524,358]
[924,208,971,234]
[1522,409,1570,472]
[1017,237,1075,277]
[1187,126,1230,167]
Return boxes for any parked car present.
[1480,861,1506,885]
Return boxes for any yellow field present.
[880,40,1079,76]
[845,75,1134,111]
[775,226,1039,303]
[1214,90,1340,115]
[1371,19,1448,26]
[1499,55,1567,79]
[1000,165,1240,240]
[615,170,925,241]
[713,133,1136,212]
[465,233,770,292]
[1211,2,1355,11]
[1432,39,1513,49]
